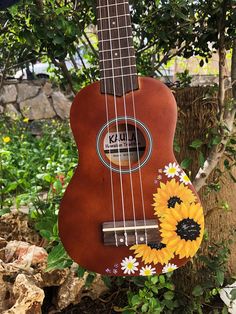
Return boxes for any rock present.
[4,104,21,120]
[17,84,40,102]
[42,82,53,96]
[5,241,48,269]
[51,91,71,119]
[56,271,108,311]
[19,92,56,120]
[3,274,45,314]
[0,105,4,114]
[0,85,17,104]
[0,212,41,245]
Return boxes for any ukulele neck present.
[97,0,139,96]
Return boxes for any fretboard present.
[97,0,139,96]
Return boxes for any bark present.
[53,58,76,94]
[69,51,79,71]
[232,39,236,100]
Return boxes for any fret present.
[98,0,126,5]
[99,35,132,43]
[97,26,131,33]
[100,73,137,80]
[100,56,136,63]
[100,64,136,72]
[97,2,128,9]
[99,46,134,54]
[97,13,130,21]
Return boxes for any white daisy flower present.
[179,172,191,185]
[163,162,181,178]
[139,265,156,276]
[162,263,178,273]
[121,256,139,275]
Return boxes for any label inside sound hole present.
[103,124,146,167]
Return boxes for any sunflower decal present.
[160,203,204,259]
[130,242,174,265]
[113,162,204,277]
[153,179,196,217]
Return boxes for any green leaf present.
[159,275,165,284]
[131,295,141,306]
[181,158,192,169]
[141,303,149,312]
[164,291,174,300]
[151,276,158,284]
[212,136,221,145]
[199,151,205,168]
[192,285,204,297]
[216,271,224,286]
[77,266,86,278]
[6,182,18,192]
[85,272,97,287]
[190,139,203,149]
[40,229,52,240]
[230,289,236,301]
[102,275,112,288]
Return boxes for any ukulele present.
[59,0,204,276]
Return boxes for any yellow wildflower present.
[2,137,11,143]
[23,117,29,123]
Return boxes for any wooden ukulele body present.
[59,77,204,276]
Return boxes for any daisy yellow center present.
[176,218,201,241]
[168,167,176,174]
[167,267,175,272]
[144,269,151,275]
[168,196,182,208]
[127,262,134,269]
[183,175,190,182]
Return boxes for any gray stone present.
[17,83,40,102]
[51,91,71,119]
[0,105,4,114]
[42,82,53,96]
[4,104,21,120]
[19,93,56,120]
[0,85,17,104]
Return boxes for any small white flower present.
[179,172,191,185]
[162,263,178,273]
[105,268,111,273]
[163,162,181,178]
[140,265,156,276]
[113,269,118,274]
[121,256,139,275]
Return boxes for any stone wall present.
[0,80,72,120]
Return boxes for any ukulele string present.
[106,0,128,246]
[114,1,138,245]
[123,1,148,244]
[98,0,118,246]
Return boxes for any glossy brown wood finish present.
[59,77,198,275]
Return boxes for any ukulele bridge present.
[102,219,160,246]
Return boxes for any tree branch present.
[193,26,236,192]
[193,0,236,192]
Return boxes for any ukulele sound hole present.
[97,117,152,173]
[104,124,146,167]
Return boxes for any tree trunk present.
[232,39,236,100]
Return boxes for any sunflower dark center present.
[148,242,166,250]
[167,196,182,208]
[176,218,201,241]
